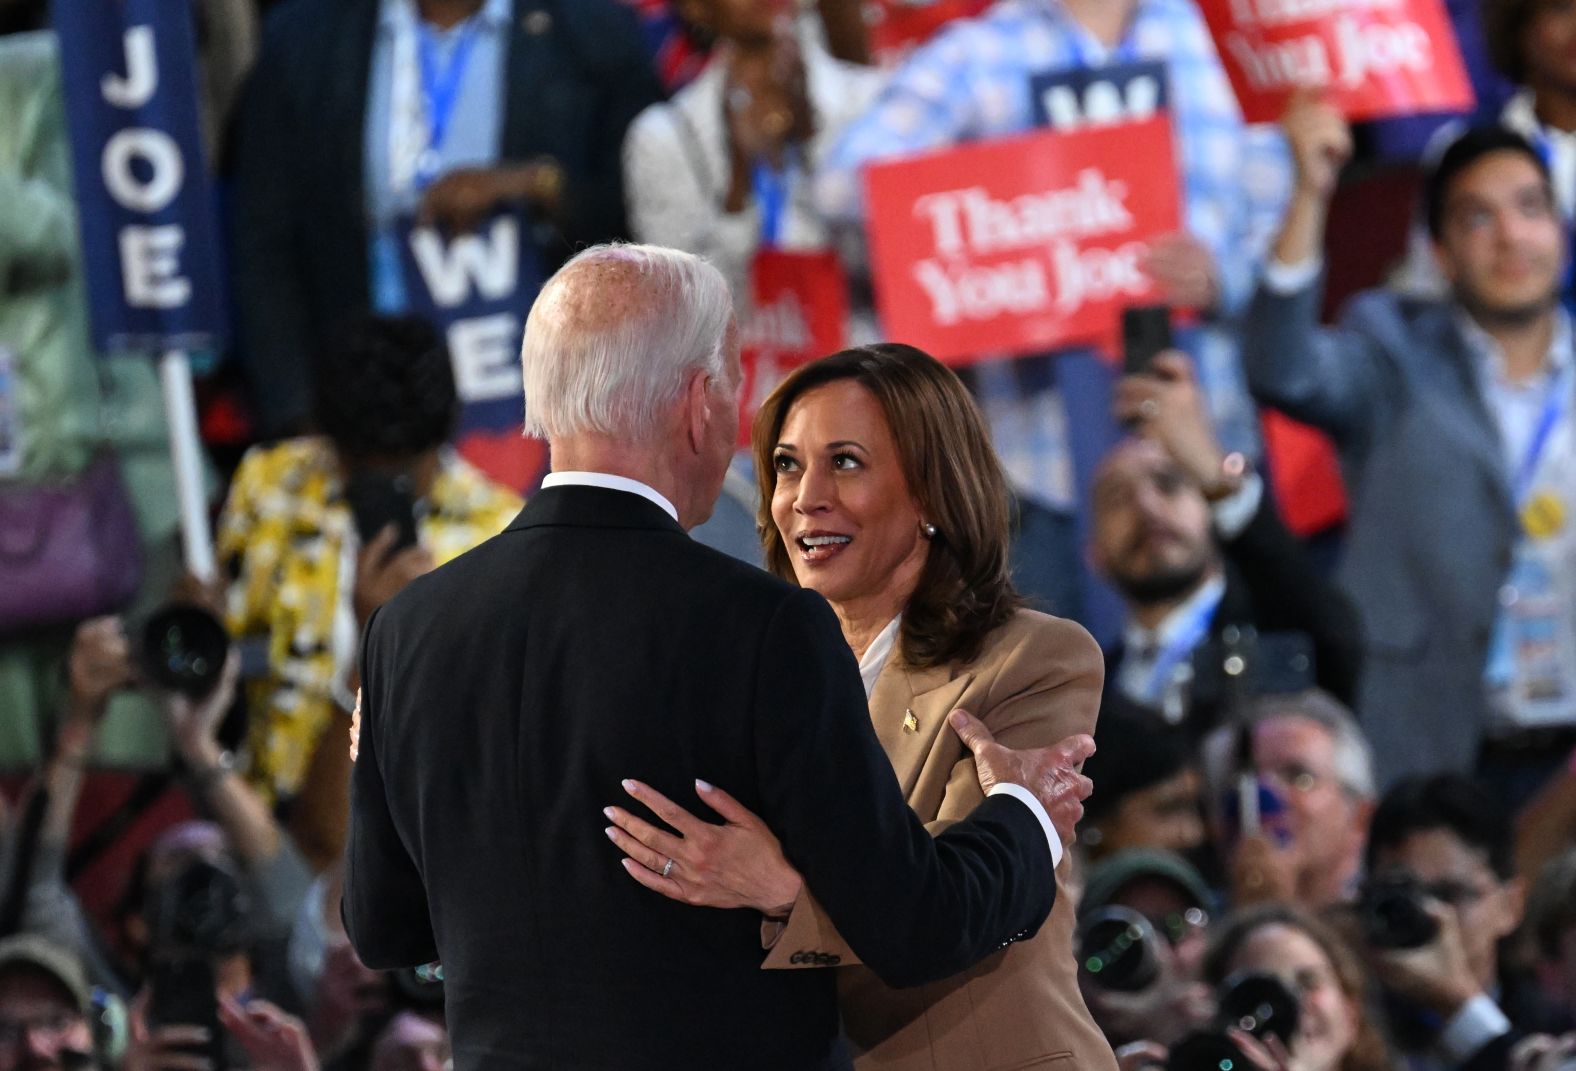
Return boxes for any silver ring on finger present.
[661,857,676,878]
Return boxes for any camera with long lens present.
[1168,971,1300,1071]
[146,857,253,1071]
[1357,873,1439,950]
[138,602,231,700]
[149,857,251,958]
[1077,906,1162,993]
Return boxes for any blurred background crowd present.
[2,0,1576,1067]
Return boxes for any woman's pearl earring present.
[921,522,938,539]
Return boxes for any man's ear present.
[1497,875,1529,937]
[1432,238,1459,287]
[685,369,714,455]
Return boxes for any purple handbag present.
[0,454,145,635]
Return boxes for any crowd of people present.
[2,0,1576,1067]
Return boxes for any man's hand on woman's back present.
[949,709,1095,849]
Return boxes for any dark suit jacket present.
[1104,488,1364,742]
[343,487,1059,1071]
[228,0,661,435]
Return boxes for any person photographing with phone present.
[217,315,519,864]
[1089,312,1363,742]
[1199,691,1377,911]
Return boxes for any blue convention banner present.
[53,0,227,353]
[396,210,543,436]
[1030,60,1171,130]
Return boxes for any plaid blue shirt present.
[816,0,1292,507]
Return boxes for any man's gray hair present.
[521,244,734,442]
[1201,689,1377,804]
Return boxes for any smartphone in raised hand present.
[1122,304,1173,377]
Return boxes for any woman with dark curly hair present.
[1202,904,1393,1071]
[606,343,1115,1070]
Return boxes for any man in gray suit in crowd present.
[1242,97,1576,795]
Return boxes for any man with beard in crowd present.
[1089,350,1362,741]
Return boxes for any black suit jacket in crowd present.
[343,487,1059,1070]
[1104,488,1365,742]
[227,0,662,435]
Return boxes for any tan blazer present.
[764,610,1118,1071]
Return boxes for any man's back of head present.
[521,244,740,527]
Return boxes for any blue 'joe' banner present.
[53,0,226,353]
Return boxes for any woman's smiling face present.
[770,380,930,613]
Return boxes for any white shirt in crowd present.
[621,33,885,335]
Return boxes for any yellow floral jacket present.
[217,438,521,803]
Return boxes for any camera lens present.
[1168,971,1301,1071]
[138,603,230,699]
[154,858,251,955]
[1217,971,1300,1047]
[1078,907,1161,992]
[1359,874,1439,950]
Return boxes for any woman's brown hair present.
[1203,903,1393,1071]
[751,343,1022,669]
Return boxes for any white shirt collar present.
[1122,573,1226,656]
[539,471,680,523]
[857,616,902,700]
[1454,307,1573,385]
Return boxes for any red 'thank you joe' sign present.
[737,249,849,444]
[864,118,1180,364]
[1198,0,1473,123]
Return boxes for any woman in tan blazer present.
[607,344,1118,1071]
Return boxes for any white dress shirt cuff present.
[986,783,1063,869]
[1262,256,1323,295]
[1437,994,1511,1062]
[1211,472,1264,541]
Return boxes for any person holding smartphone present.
[1088,337,1363,744]
[217,315,519,865]
[1199,690,1377,911]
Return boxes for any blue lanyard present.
[751,160,790,248]
[1143,585,1224,703]
[416,17,481,184]
[1512,362,1574,508]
